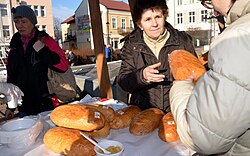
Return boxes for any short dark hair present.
[132,0,168,24]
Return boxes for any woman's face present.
[14,17,34,36]
[137,9,165,40]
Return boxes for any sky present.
[52,0,128,21]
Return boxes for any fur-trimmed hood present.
[226,0,250,24]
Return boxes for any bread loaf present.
[43,127,95,156]
[85,103,115,122]
[50,104,105,131]
[109,105,141,129]
[83,121,111,138]
[129,108,164,136]
[158,112,179,142]
[169,50,206,83]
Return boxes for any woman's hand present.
[143,62,165,83]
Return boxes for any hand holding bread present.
[168,50,206,83]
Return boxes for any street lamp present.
[106,21,110,45]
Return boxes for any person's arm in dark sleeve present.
[117,42,150,93]
[6,49,17,84]
[33,36,68,72]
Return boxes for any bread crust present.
[158,112,179,142]
[109,105,141,129]
[169,50,206,83]
[43,127,95,156]
[85,104,115,122]
[83,121,111,138]
[129,108,165,136]
[50,104,105,131]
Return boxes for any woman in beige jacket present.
[170,0,250,155]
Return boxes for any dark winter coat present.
[117,22,196,112]
[7,29,68,114]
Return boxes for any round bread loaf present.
[50,104,105,131]
[169,50,206,83]
[158,112,179,142]
[129,108,164,136]
[109,105,141,129]
[43,127,95,156]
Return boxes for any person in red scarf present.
[6,5,68,118]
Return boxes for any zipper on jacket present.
[161,85,164,110]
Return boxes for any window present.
[189,0,194,4]
[121,18,126,31]
[111,17,117,29]
[40,6,45,17]
[113,38,119,49]
[189,11,195,23]
[42,25,47,32]
[201,10,208,22]
[177,0,182,5]
[0,4,7,16]
[34,5,38,16]
[3,25,10,37]
[69,29,73,35]
[177,13,183,24]
[130,19,134,29]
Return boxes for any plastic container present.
[0,116,43,149]
[94,140,124,156]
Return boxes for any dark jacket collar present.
[10,28,48,48]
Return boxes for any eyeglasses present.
[201,0,213,9]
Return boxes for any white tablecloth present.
[1,121,195,156]
[23,128,195,156]
[0,107,195,156]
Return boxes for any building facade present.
[61,15,76,50]
[61,0,221,56]
[74,0,133,51]
[0,0,15,58]
[167,0,220,55]
[0,0,54,59]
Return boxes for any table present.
[0,95,196,156]
[25,128,194,156]
[0,111,195,156]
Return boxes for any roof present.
[62,0,130,22]
[99,0,130,11]
[61,15,75,24]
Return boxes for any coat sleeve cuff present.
[169,80,196,150]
